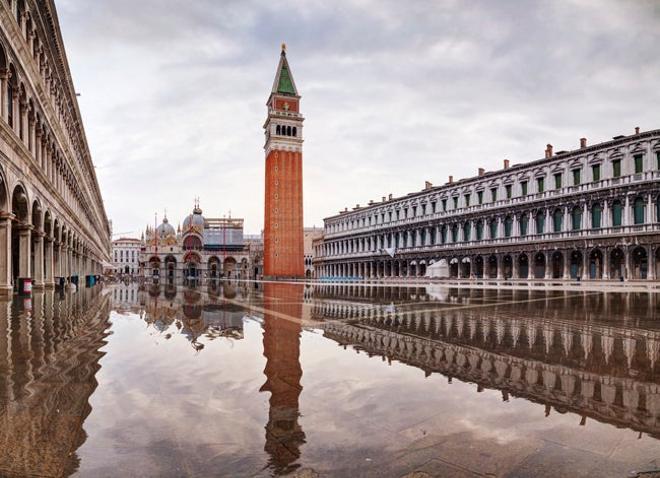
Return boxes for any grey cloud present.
[56,0,660,235]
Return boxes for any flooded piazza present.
[0,283,660,477]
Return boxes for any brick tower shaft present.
[263,44,304,278]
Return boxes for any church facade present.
[314,128,660,281]
[139,202,262,282]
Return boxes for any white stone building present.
[112,238,141,276]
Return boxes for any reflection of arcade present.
[260,283,306,474]
[319,285,660,438]
[0,288,110,477]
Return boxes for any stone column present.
[44,237,54,287]
[18,225,32,283]
[12,91,19,135]
[563,251,571,280]
[602,247,610,280]
[583,203,589,230]
[649,246,656,281]
[33,232,44,288]
[602,201,610,228]
[496,255,503,279]
[648,194,653,224]
[624,195,630,226]
[512,253,520,279]
[0,215,12,294]
[0,69,8,123]
[544,251,552,279]
[512,215,519,237]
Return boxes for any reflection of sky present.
[74,298,660,477]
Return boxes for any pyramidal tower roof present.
[271,43,299,97]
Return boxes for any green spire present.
[271,44,299,96]
[277,63,296,95]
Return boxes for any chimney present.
[545,144,553,159]
[382,196,386,202]
[448,175,453,184]
[580,138,587,149]
[478,167,485,176]
[503,159,510,169]
[388,193,393,200]
[635,126,640,135]
[424,181,432,190]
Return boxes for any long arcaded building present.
[0,1,110,293]
[314,129,660,280]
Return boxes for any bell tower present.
[263,44,304,278]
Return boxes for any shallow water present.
[1,282,660,477]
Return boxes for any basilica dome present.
[183,205,207,233]
[156,216,176,238]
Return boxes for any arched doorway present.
[410,261,418,277]
[419,261,427,277]
[589,249,604,279]
[551,251,563,279]
[460,257,470,278]
[533,252,545,279]
[518,254,529,279]
[474,256,484,278]
[149,256,161,280]
[223,257,237,278]
[208,256,220,280]
[487,255,497,278]
[449,258,458,278]
[502,255,513,279]
[11,185,29,291]
[631,246,648,279]
[184,251,201,283]
[569,250,583,279]
[610,248,625,280]
[165,255,176,282]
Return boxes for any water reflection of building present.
[260,283,306,474]
[313,285,660,437]
[0,288,109,476]
[135,283,248,349]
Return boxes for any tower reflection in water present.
[260,282,306,475]
[0,288,109,477]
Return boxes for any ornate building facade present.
[314,129,660,281]
[263,45,304,278]
[139,203,262,281]
[0,0,110,294]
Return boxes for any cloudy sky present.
[56,0,660,237]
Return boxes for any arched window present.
[536,211,545,234]
[520,214,528,236]
[441,225,447,244]
[287,125,292,136]
[656,195,660,223]
[451,224,459,243]
[276,125,281,135]
[476,221,483,241]
[293,126,297,137]
[591,203,602,229]
[463,222,471,241]
[633,196,645,224]
[489,219,497,239]
[553,208,563,232]
[504,216,513,237]
[612,200,623,227]
[571,206,582,230]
